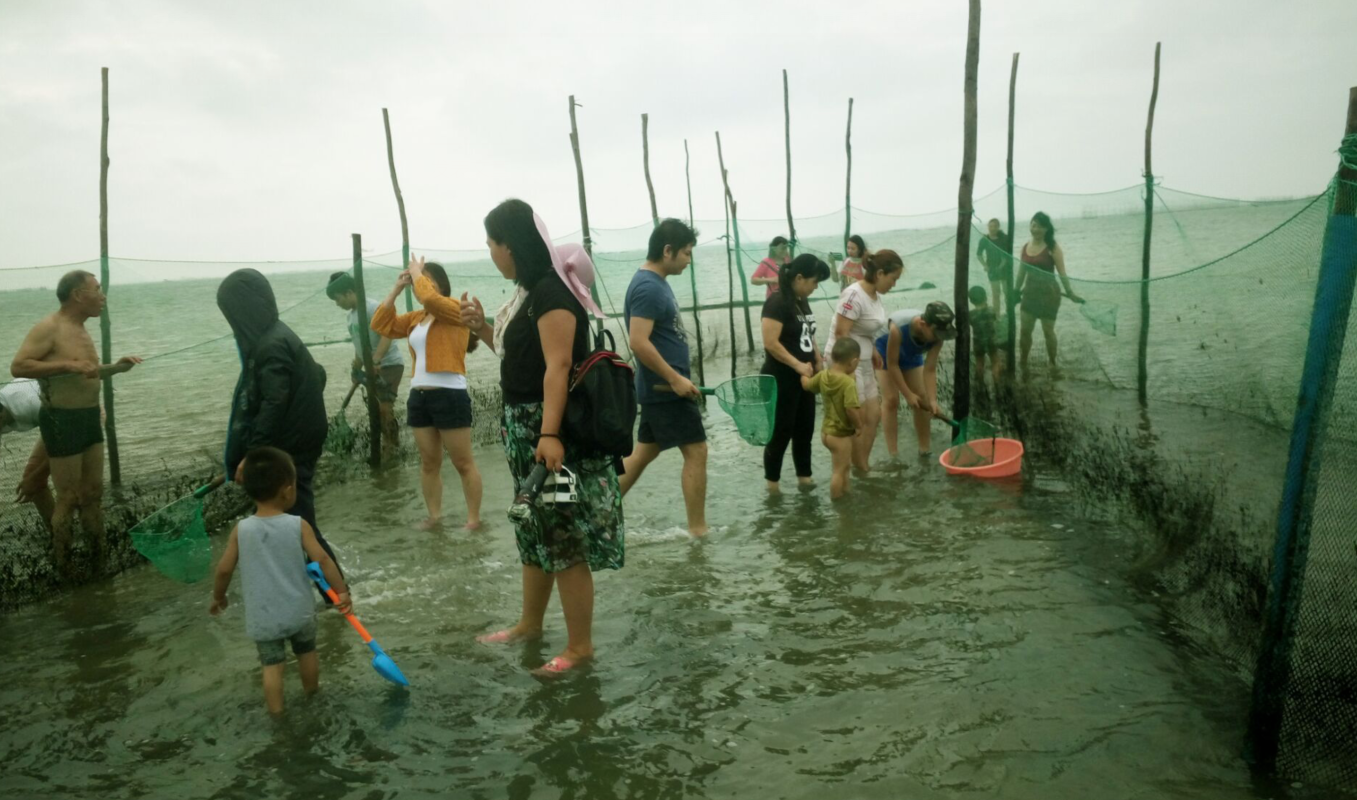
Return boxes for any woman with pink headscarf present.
[459,198,624,676]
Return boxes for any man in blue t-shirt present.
[327,272,405,454]
[620,218,707,537]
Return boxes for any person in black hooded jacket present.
[217,269,341,572]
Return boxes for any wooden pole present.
[719,157,737,379]
[1005,53,1019,374]
[783,69,797,256]
[1138,43,1161,407]
[715,131,755,354]
[98,67,121,486]
[382,108,413,313]
[952,0,981,424]
[568,96,604,335]
[844,97,854,260]
[684,138,706,389]
[725,198,737,380]
[1248,86,1357,773]
[642,114,659,227]
[352,234,382,467]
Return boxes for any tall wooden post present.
[642,114,659,227]
[1138,43,1162,406]
[1005,54,1019,374]
[783,69,797,256]
[98,67,121,485]
[1248,86,1357,774]
[720,171,736,378]
[684,138,706,389]
[382,108,413,312]
[568,96,604,335]
[844,98,854,258]
[352,234,382,467]
[715,131,755,354]
[952,0,981,423]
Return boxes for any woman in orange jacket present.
[372,258,483,530]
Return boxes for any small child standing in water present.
[802,338,863,499]
[210,447,350,714]
[969,285,1002,387]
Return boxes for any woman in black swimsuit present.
[1015,212,1082,378]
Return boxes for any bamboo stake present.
[351,234,382,466]
[568,96,603,335]
[783,69,797,256]
[99,67,121,485]
[1137,43,1161,407]
[715,131,755,354]
[643,114,659,227]
[719,161,736,378]
[684,138,706,389]
[844,97,854,261]
[382,108,413,312]
[952,0,981,423]
[1005,53,1019,374]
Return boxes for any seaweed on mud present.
[984,380,1272,669]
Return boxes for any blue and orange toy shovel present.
[306,562,410,687]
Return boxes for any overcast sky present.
[1,0,1354,268]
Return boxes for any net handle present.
[652,384,717,397]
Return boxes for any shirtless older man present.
[10,270,141,573]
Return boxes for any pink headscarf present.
[535,213,603,319]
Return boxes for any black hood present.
[217,269,280,354]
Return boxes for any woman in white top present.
[372,259,483,530]
[0,377,54,528]
[822,249,905,472]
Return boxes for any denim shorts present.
[407,387,472,430]
[637,400,706,451]
[255,619,317,666]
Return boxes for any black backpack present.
[563,329,636,457]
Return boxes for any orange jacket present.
[370,274,469,376]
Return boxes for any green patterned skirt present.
[501,402,625,574]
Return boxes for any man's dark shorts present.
[637,400,706,451]
[38,406,103,458]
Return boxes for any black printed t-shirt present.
[759,290,817,377]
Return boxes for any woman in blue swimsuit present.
[874,302,956,459]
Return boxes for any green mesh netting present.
[949,417,1000,468]
[129,494,212,583]
[713,375,778,446]
[326,411,356,455]
[1078,298,1119,336]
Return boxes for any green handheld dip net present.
[129,494,212,583]
[951,417,1001,468]
[715,376,778,446]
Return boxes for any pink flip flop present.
[476,629,515,644]
[534,656,579,676]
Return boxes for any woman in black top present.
[759,254,832,493]
[460,199,624,676]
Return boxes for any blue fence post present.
[1247,88,1357,772]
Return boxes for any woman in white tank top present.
[372,259,483,531]
[821,249,905,473]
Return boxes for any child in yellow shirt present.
[802,338,863,498]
